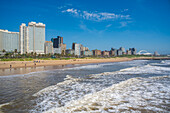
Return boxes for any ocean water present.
[0,60,170,113]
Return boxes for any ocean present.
[0,60,170,113]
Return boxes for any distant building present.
[20,23,28,54]
[72,43,82,56]
[52,36,66,54]
[51,36,63,48]
[154,51,159,56]
[109,50,115,56]
[111,48,118,56]
[80,44,84,52]
[19,22,45,54]
[117,50,123,56]
[44,41,53,54]
[53,48,61,54]
[60,43,66,55]
[126,50,132,55]
[92,50,101,56]
[81,50,93,56]
[0,29,19,52]
[84,47,89,51]
[102,51,110,56]
[119,47,125,53]
[66,49,74,55]
[131,48,137,55]
[74,43,81,56]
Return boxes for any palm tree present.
[14,49,17,53]
[31,52,34,58]
[2,49,6,53]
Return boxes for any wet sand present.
[0,58,134,69]
[0,57,169,76]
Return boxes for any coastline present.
[0,57,169,69]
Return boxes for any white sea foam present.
[62,60,148,71]
[151,60,170,66]
[32,75,104,112]
[0,102,11,108]
[31,60,170,113]
[162,60,170,65]
[45,76,170,113]
[89,64,170,79]
[117,64,170,74]
[63,64,102,70]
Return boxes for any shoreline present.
[0,57,169,69]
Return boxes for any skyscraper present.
[51,36,66,54]
[19,22,45,54]
[44,41,53,54]
[28,22,45,54]
[51,36,63,48]
[20,23,28,54]
[131,48,137,55]
[0,29,19,52]
[72,43,81,56]
[119,47,125,52]
[92,50,101,56]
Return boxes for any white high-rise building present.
[74,43,81,56]
[19,22,45,54]
[20,23,28,54]
[44,41,53,54]
[0,29,19,52]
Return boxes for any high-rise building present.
[92,50,101,56]
[81,50,93,56]
[126,50,131,55]
[154,51,159,56]
[19,22,45,54]
[28,22,45,54]
[131,48,137,55]
[60,43,66,55]
[51,36,63,48]
[0,29,19,52]
[51,36,66,54]
[72,43,81,56]
[109,50,115,56]
[110,48,117,56]
[20,23,28,54]
[119,47,125,52]
[66,48,75,55]
[44,41,53,54]
[117,49,123,56]
[72,43,76,50]
[102,51,110,56]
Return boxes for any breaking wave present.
[31,60,170,113]
[46,76,170,113]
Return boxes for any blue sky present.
[0,0,170,54]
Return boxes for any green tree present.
[14,49,17,53]
[61,50,65,57]
[2,49,6,53]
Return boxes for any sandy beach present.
[0,58,131,69]
[0,57,169,69]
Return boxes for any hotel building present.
[102,51,110,56]
[51,36,66,54]
[72,43,81,56]
[20,22,45,54]
[92,50,101,56]
[44,41,53,54]
[81,50,93,56]
[0,29,19,52]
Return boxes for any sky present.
[0,0,170,54]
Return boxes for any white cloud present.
[120,22,128,27]
[106,24,112,28]
[119,21,132,28]
[61,8,131,21]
